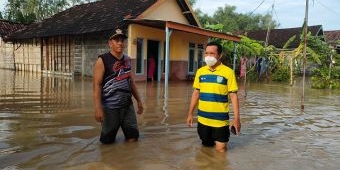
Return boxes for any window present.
[188,43,195,73]
[197,44,204,68]
[136,38,144,74]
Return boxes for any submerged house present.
[324,30,340,54]
[6,0,240,81]
[0,20,26,70]
[236,25,325,77]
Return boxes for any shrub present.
[311,76,340,89]
[271,66,290,82]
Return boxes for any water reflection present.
[0,69,340,170]
[0,70,97,169]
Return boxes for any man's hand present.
[95,109,104,122]
[186,114,193,127]
[233,119,241,135]
[136,101,143,114]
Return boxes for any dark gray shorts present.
[100,104,139,144]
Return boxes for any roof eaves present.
[175,0,201,27]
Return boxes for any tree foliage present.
[188,0,196,6]
[194,4,279,32]
[236,35,264,57]
[292,32,330,67]
[2,0,93,24]
[278,28,340,88]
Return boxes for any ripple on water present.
[1,70,340,169]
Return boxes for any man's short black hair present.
[206,41,222,55]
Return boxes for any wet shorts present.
[100,104,139,144]
[197,122,230,146]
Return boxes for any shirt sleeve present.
[193,69,200,89]
[228,70,238,92]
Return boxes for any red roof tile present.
[0,20,26,39]
[324,30,340,44]
[10,0,158,39]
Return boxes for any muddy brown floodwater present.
[0,69,340,170]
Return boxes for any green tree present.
[3,0,91,24]
[194,9,211,27]
[278,28,340,88]
[210,5,239,32]
[213,34,264,76]
[194,4,279,32]
[188,0,196,6]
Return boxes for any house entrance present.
[147,40,160,81]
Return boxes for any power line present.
[272,7,281,27]
[314,0,340,16]
[265,1,274,12]
[264,1,280,28]
[249,0,267,16]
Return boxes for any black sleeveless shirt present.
[99,52,132,108]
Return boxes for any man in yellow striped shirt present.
[186,41,241,152]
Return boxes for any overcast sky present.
[194,0,340,31]
[0,0,339,31]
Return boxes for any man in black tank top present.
[93,29,144,144]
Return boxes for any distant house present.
[239,25,324,49]
[324,30,340,54]
[0,20,26,70]
[6,0,240,81]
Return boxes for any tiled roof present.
[324,30,340,44]
[0,20,26,39]
[175,0,199,27]
[238,25,324,49]
[9,0,158,39]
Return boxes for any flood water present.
[0,69,339,170]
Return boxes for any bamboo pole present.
[290,55,293,86]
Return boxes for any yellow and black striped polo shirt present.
[193,64,238,127]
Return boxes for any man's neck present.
[110,51,123,59]
[208,62,221,71]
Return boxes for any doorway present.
[147,40,160,82]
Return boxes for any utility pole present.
[265,2,274,48]
[301,0,309,110]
